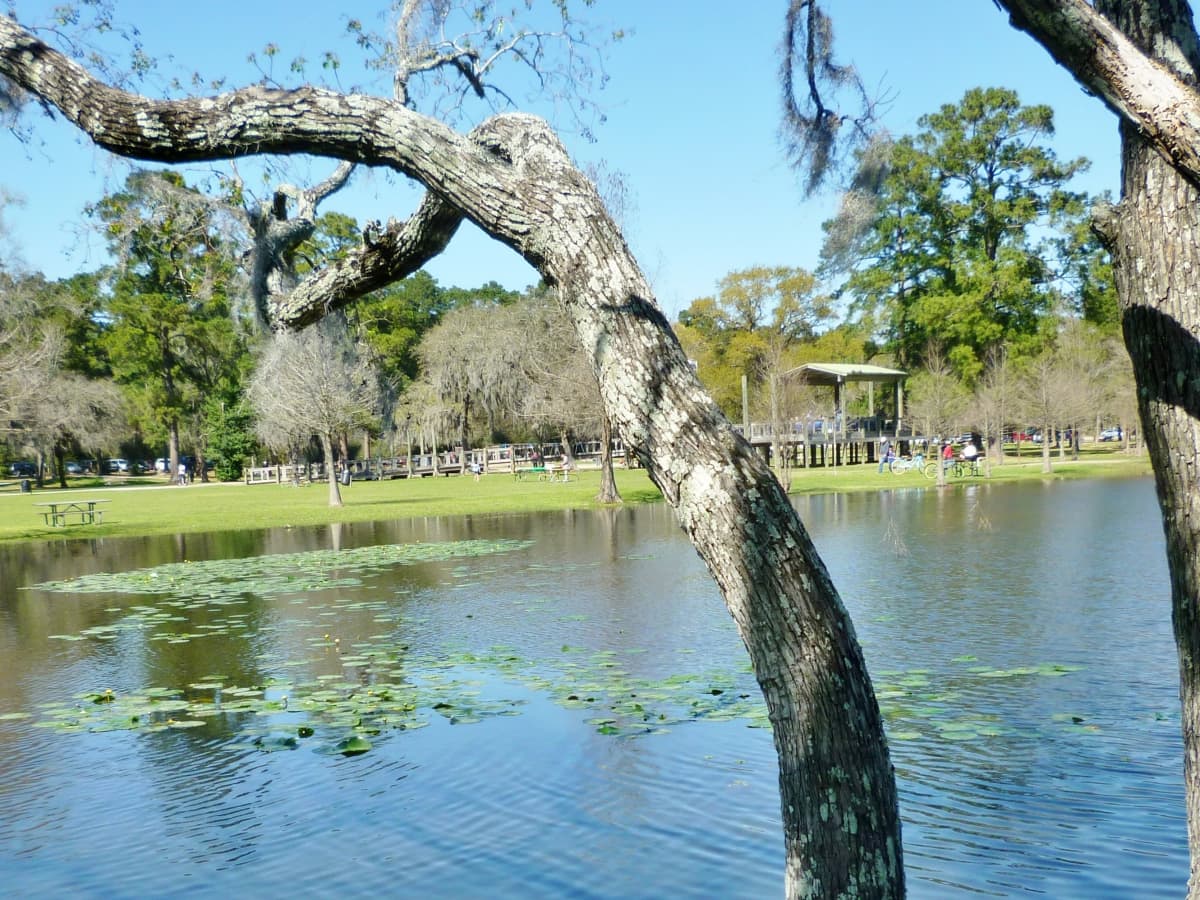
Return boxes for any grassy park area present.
[0,447,1152,545]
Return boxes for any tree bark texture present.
[998,1,1200,892]
[0,18,903,897]
[1110,118,1200,900]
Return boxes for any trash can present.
[19,479,31,493]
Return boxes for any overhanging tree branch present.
[272,189,463,329]
[996,0,1200,186]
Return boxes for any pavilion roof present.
[781,363,908,386]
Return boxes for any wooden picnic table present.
[34,498,110,527]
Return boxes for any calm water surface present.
[0,477,1185,897]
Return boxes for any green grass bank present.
[0,449,1152,545]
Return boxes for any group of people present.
[942,438,979,469]
[878,437,981,473]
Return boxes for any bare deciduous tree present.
[248,317,383,506]
[416,300,520,472]
[905,344,969,485]
[28,371,127,486]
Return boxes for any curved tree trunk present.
[0,23,903,896]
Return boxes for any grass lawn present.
[0,448,1152,545]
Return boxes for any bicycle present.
[921,457,981,480]
[887,454,925,475]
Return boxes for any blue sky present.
[2,1,1120,319]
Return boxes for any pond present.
[0,477,1186,897]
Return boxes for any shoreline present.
[0,450,1153,545]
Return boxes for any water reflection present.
[0,478,1186,897]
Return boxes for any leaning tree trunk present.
[0,25,904,896]
[1083,8,1200,889]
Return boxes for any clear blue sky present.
[1,1,1120,319]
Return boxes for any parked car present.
[105,458,129,473]
[65,461,83,475]
[1100,427,1123,442]
[9,461,36,477]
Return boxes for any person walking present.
[878,438,892,474]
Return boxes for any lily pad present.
[334,735,372,756]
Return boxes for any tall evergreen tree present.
[92,170,247,472]
[829,87,1089,381]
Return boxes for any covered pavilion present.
[742,362,910,467]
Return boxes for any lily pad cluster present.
[873,659,1085,742]
[19,538,1091,755]
[33,538,535,598]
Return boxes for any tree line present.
[679,87,1134,474]
[2,87,1134,501]
[0,183,617,506]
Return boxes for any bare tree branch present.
[271,189,462,330]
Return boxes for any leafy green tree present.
[295,211,360,275]
[203,393,257,482]
[91,170,247,475]
[0,271,126,481]
[677,266,832,422]
[1057,214,1121,333]
[829,87,1089,382]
